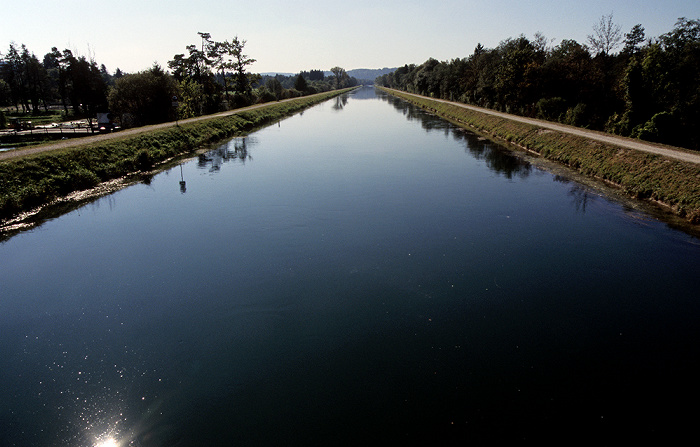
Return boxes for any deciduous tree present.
[108,64,178,126]
[330,66,347,89]
[587,13,623,55]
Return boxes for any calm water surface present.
[2,88,700,446]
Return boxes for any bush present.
[256,87,277,103]
[631,112,675,143]
[135,149,153,171]
[564,103,589,127]
[536,97,567,122]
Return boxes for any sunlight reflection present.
[95,437,119,447]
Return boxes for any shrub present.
[536,97,567,122]
[564,103,589,127]
[632,112,676,143]
[135,149,153,171]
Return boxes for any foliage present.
[294,74,308,93]
[177,78,204,119]
[107,64,179,126]
[330,67,349,89]
[252,70,353,103]
[376,17,700,151]
[168,33,256,114]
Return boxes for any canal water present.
[1,88,699,446]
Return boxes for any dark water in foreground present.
[1,88,700,446]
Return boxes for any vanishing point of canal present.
[1,87,699,446]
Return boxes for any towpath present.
[389,89,700,165]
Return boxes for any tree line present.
[256,67,358,103]
[0,43,117,119]
[376,16,700,151]
[0,33,350,129]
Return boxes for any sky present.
[3,0,699,75]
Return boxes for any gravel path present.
[393,90,700,165]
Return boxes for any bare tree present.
[587,13,623,55]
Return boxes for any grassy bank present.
[381,87,700,225]
[0,90,351,223]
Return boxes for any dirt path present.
[0,96,311,162]
[392,90,700,165]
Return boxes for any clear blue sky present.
[3,0,699,74]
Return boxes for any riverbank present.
[380,87,700,225]
[0,89,353,231]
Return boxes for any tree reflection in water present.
[197,137,252,172]
[553,175,595,213]
[332,95,349,111]
[380,91,532,180]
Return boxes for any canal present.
[1,87,699,446]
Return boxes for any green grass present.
[382,87,700,224]
[0,90,351,222]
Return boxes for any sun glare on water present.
[95,438,119,447]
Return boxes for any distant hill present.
[346,68,397,81]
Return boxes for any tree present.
[65,54,108,118]
[228,36,256,101]
[265,77,283,99]
[659,17,700,49]
[196,32,213,80]
[208,37,254,103]
[20,46,50,112]
[170,33,255,110]
[0,79,11,107]
[492,36,541,113]
[1,43,28,112]
[587,13,623,55]
[294,74,308,92]
[177,78,204,119]
[43,47,70,113]
[168,33,225,114]
[330,66,347,89]
[623,24,646,55]
[108,64,179,126]
[303,69,325,81]
[541,39,593,105]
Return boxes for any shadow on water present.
[378,88,700,237]
[379,89,532,180]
